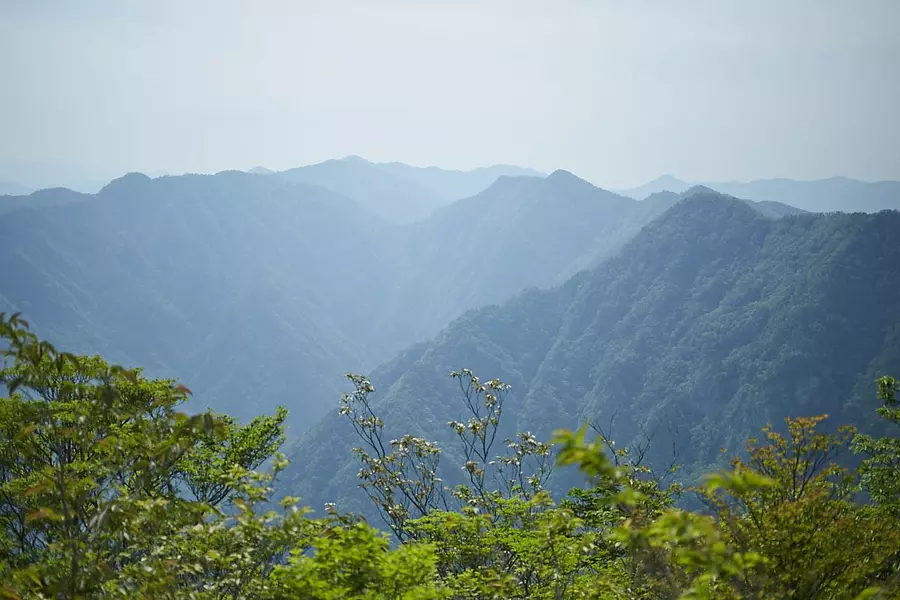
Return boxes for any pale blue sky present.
[1,0,898,189]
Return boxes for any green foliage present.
[336,363,900,599]
[853,376,900,517]
[286,195,900,513]
[270,522,446,599]
[0,313,445,599]
[2,313,899,599]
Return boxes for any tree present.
[854,376,900,518]
[343,369,685,599]
[4,308,899,599]
[0,312,458,600]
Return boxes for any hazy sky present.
[2,0,898,189]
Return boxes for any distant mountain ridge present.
[274,158,445,224]
[0,168,675,434]
[368,157,545,201]
[621,175,900,213]
[0,161,883,441]
[270,156,543,224]
[0,181,31,196]
[0,186,90,216]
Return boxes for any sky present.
[1,0,898,190]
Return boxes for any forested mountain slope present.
[375,170,682,344]
[0,168,685,432]
[282,192,900,512]
[0,171,391,426]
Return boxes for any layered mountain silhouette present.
[621,175,900,213]
[267,156,542,224]
[0,172,388,427]
[370,158,545,201]
[0,181,31,196]
[281,190,900,512]
[3,160,894,456]
[0,186,90,216]
[274,158,446,224]
[1,167,690,432]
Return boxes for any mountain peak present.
[98,172,151,195]
[544,169,597,191]
[681,184,724,198]
[619,174,692,199]
[340,155,371,165]
[651,174,684,185]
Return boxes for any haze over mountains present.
[0,160,674,431]
[243,156,545,224]
[621,174,900,213]
[4,1,899,593]
[0,181,31,196]
[5,155,899,219]
[2,157,899,463]
[282,190,900,513]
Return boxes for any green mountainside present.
[0,171,388,426]
[0,168,686,433]
[3,169,899,598]
[281,191,900,513]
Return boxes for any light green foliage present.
[341,365,900,599]
[0,314,444,600]
[608,415,900,599]
[270,522,446,599]
[854,376,900,517]
[2,313,899,599]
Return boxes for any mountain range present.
[281,190,900,513]
[261,156,543,224]
[0,181,31,196]
[2,157,898,507]
[621,175,900,213]
[0,164,693,432]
